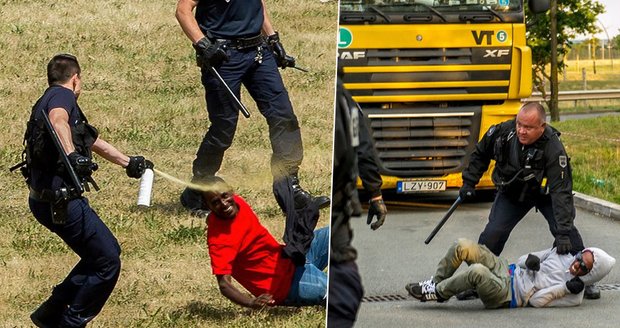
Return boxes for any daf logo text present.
[339,51,366,60]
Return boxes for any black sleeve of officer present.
[544,134,575,234]
[356,109,382,198]
[461,122,505,186]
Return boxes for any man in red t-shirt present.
[203,178,328,308]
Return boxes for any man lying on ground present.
[201,177,328,308]
[406,238,614,308]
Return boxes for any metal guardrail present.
[524,89,620,102]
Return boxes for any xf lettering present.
[483,49,510,58]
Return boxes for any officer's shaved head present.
[516,102,547,145]
[520,102,546,125]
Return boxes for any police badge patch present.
[559,155,567,168]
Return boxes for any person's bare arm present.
[216,274,275,309]
[50,107,130,168]
[49,108,76,155]
[261,0,276,36]
[91,138,130,167]
[176,0,205,43]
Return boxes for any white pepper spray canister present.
[137,168,154,206]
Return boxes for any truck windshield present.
[341,0,522,13]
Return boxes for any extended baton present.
[291,66,309,73]
[283,55,309,72]
[208,66,251,118]
[41,110,84,194]
[424,196,462,244]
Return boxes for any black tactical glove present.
[266,32,295,69]
[566,276,585,294]
[555,234,572,255]
[459,183,476,201]
[68,152,95,177]
[367,198,387,230]
[125,156,154,179]
[525,254,541,271]
[193,36,229,68]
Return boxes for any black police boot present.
[180,187,210,218]
[455,288,478,301]
[30,298,66,328]
[584,284,601,299]
[290,175,330,209]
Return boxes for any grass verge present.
[553,115,620,204]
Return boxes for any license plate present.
[397,180,446,193]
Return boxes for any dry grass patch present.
[0,0,336,326]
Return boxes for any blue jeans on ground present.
[29,197,121,327]
[285,226,329,306]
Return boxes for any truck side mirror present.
[528,0,550,14]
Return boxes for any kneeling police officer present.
[17,54,153,327]
[459,102,598,299]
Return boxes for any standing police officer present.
[175,0,329,215]
[328,77,387,328]
[459,102,598,299]
[25,54,153,327]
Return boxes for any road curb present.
[574,192,620,220]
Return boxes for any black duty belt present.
[29,187,82,203]
[216,34,264,50]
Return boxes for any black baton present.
[41,109,84,194]
[424,196,462,244]
[208,66,251,118]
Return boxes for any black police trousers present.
[478,191,585,256]
[193,43,303,179]
[29,197,121,327]
[327,260,363,328]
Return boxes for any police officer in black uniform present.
[175,0,329,215]
[24,54,153,327]
[328,77,388,328]
[460,102,598,299]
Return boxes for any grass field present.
[0,0,336,327]
[553,115,620,204]
[535,60,620,204]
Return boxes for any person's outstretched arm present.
[216,274,275,309]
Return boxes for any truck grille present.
[341,47,512,100]
[364,107,482,177]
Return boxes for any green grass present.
[0,0,336,326]
[539,60,620,204]
[553,116,620,204]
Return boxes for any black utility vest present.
[24,86,98,186]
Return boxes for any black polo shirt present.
[195,0,264,39]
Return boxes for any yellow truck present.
[338,0,549,195]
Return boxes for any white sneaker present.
[405,276,446,302]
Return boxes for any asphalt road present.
[349,192,620,328]
[548,111,619,122]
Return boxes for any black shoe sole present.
[405,283,446,303]
[31,314,57,328]
[405,283,425,301]
[180,188,204,210]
